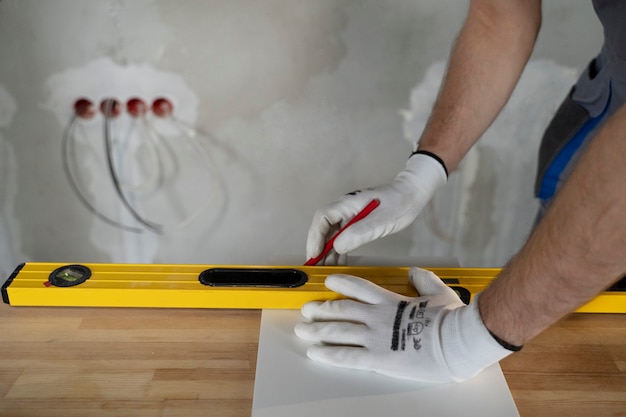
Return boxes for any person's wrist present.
[477,292,524,352]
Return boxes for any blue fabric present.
[537,104,609,201]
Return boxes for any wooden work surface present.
[0,303,624,417]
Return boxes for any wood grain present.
[0,304,624,417]
[500,313,626,417]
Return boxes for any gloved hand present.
[306,153,447,265]
[294,268,513,383]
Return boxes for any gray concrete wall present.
[0,0,603,279]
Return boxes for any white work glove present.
[306,153,447,265]
[294,268,513,383]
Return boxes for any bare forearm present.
[417,0,541,171]
[480,104,626,346]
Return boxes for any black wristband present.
[410,150,449,177]
[488,329,523,352]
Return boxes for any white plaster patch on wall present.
[477,60,578,265]
[0,84,24,281]
[401,60,578,266]
[401,60,447,150]
[44,57,198,129]
[42,57,216,263]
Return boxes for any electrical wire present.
[114,116,165,194]
[164,115,229,229]
[142,116,180,183]
[426,198,454,242]
[61,113,144,233]
[102,100,163,234]
[62,99,229,234]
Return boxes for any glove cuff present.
[400,152,448,195]
[440,293,514,382]
[410,150,448,177]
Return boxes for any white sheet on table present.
[252,309,520,417]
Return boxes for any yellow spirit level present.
[2,262,624,313]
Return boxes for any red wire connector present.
[73,98,97,119]
[126,98,148,118]
[151,97,173,117]
[99,98,122,118]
